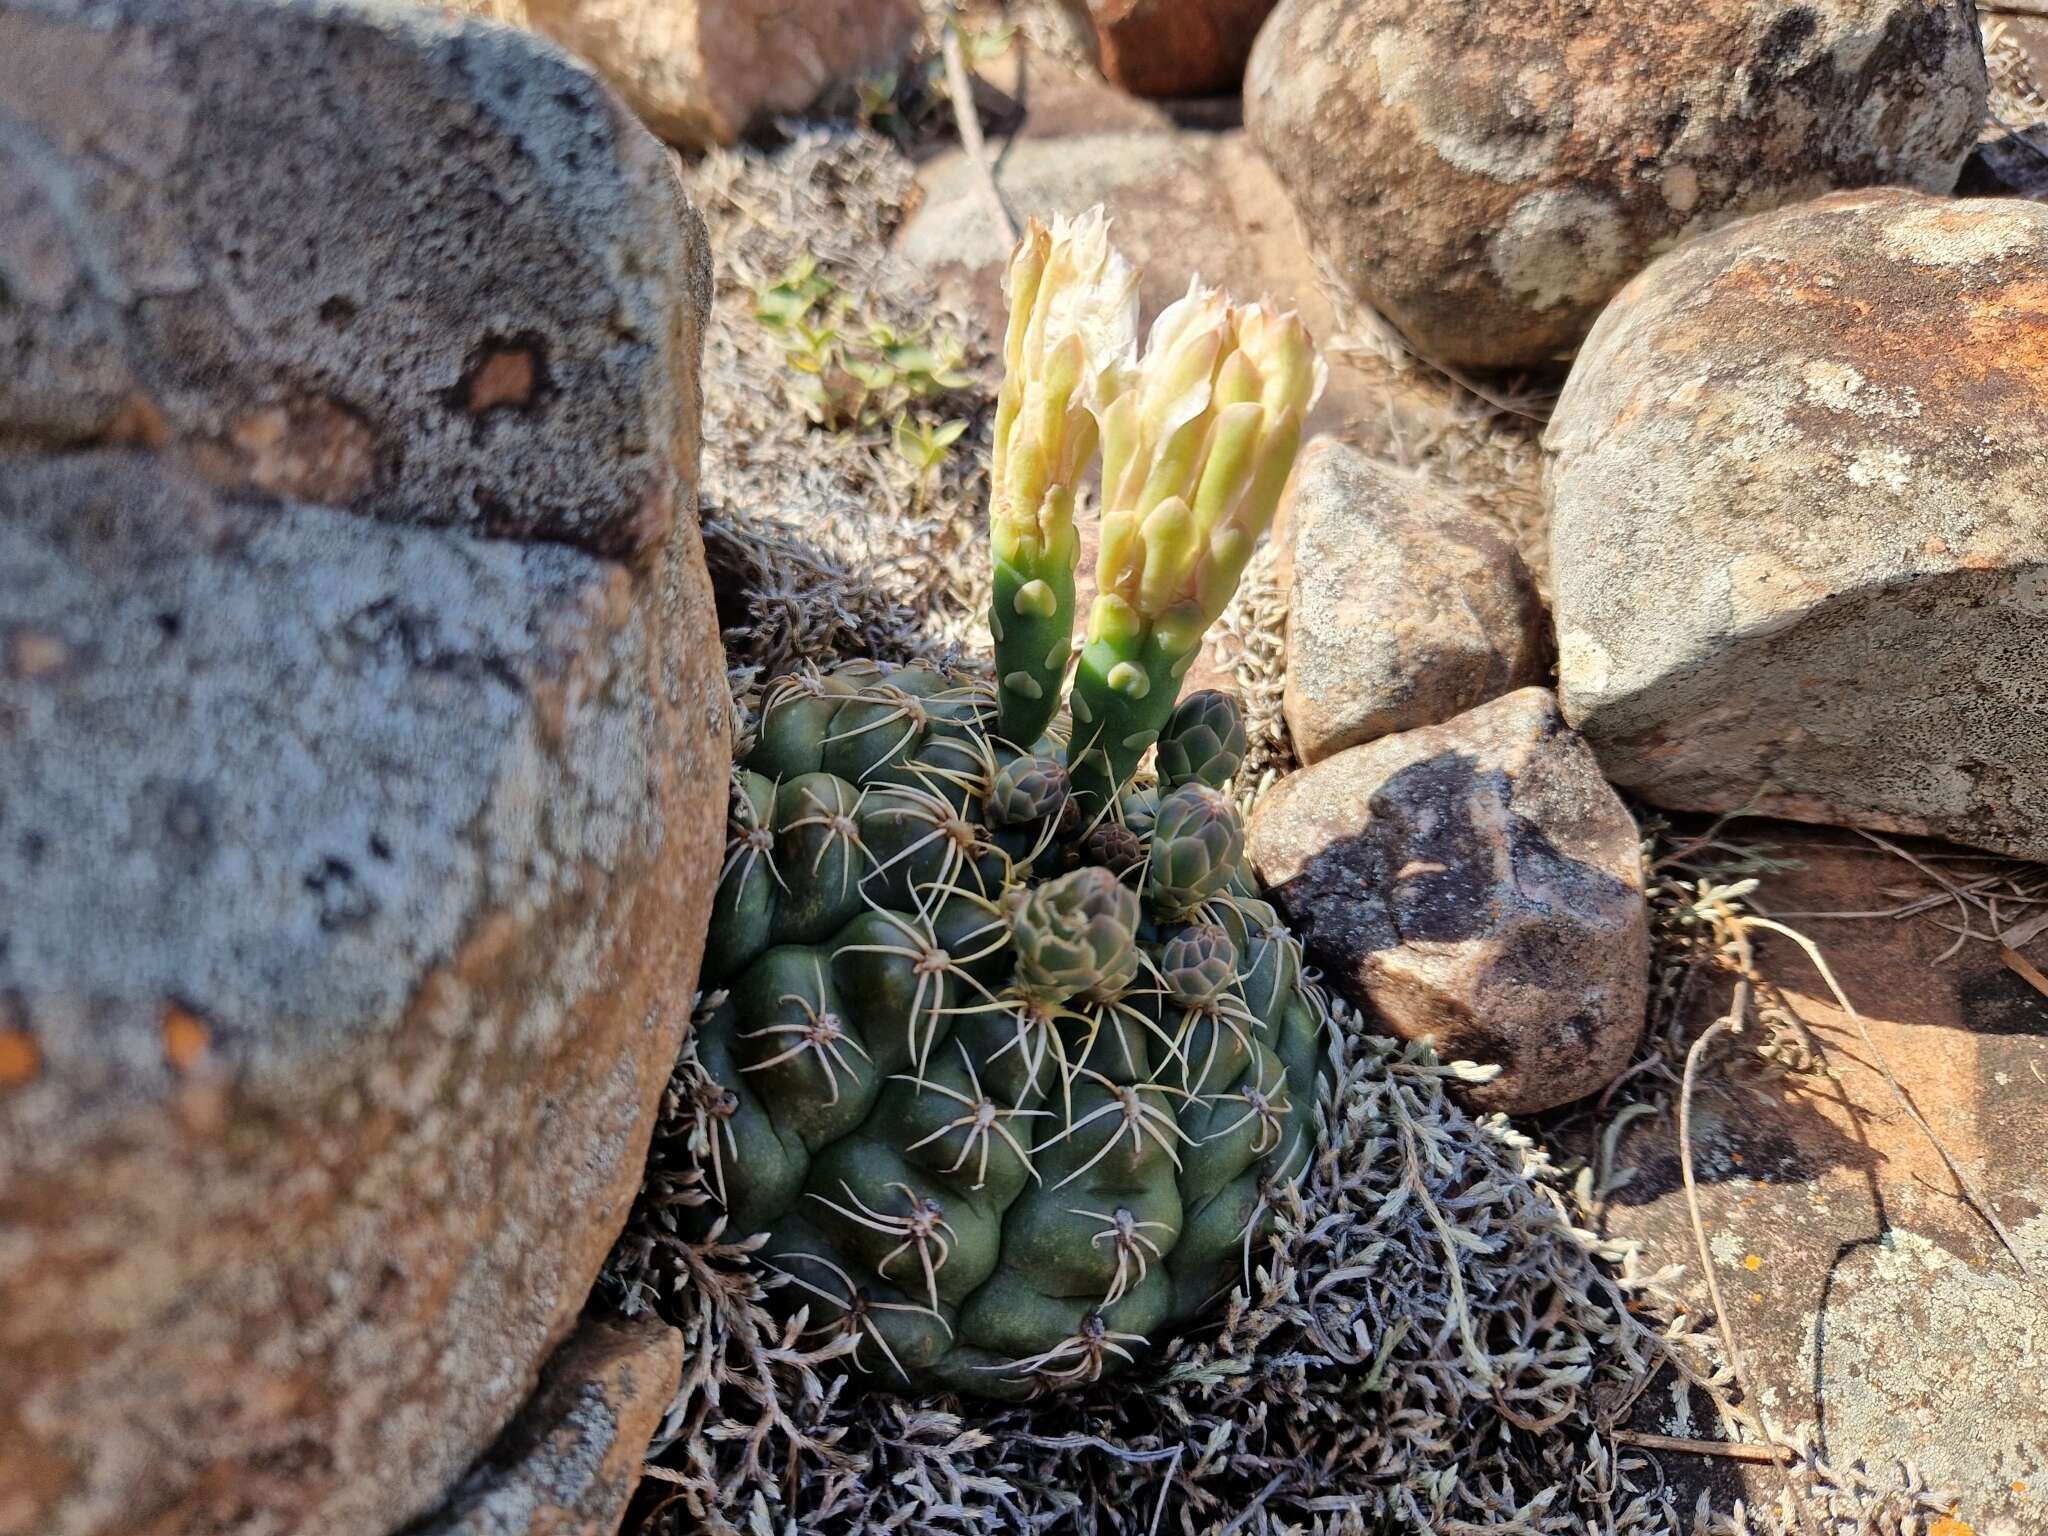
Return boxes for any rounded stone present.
[1283,439,1548,764]
[0,454,728,1536]
[0,0,729,1530]
[1245,0,1987,370]
[1063,0,1281,99]
[1547,189,2048,861]
[411,1312,685,1536]
[1248,689,1649,1115]
[0,0,711,559]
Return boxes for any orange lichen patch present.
[213,399,376,504]
[2014,1482,2030,1496]
[161,1004,211,1073]
[466,347,538,413]
[1930,1515,1974,1536]
[451,910,526,989]
[1958,280,2048,392]
[0,1027,41,1086]
[102,392,170,450]
[1743,1253,1763,1271]
[1711,252,1845,313]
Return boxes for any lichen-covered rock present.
[0,3,727,1532]
[0,0,710,559]
[1061,0,1280,99]
[1566,833,2048,1534]
[1547,189,2048,861]
[0,454,726,1536]
[1245,0,1987,370]
[413,1313,685,1536]
[1284,439,1547,764]
[511,0,922,149]
[1247,689,1648,1114]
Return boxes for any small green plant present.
[853,13,1015,143]
[892,412,969,513]
[692,209,1329,1399]
[749,260,976,435]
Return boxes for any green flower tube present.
[1069,283,1325,811]
[988,209,1137,746]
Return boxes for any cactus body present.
[696,662,1326,1399]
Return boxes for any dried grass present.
[1984,10,2048,133]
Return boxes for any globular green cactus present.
[694,668,1325,1399]
[686,208,1329,1400]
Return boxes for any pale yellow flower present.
[989,207,1140,568]
[1090,280,1325,659]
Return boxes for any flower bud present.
[990,208,1139,567]
[1089,281,1324,641]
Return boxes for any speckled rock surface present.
[0,455,726,1536]
[0,0,710,559]
[414,1312,684,1536]
[1284,439,1548,764]
[1245,0,1987,370]
[1547,189,2048,861]
[0,4,727,1533]
[1248,689,1647,1114]
[1060,0,1279,99]
[514,0,922,149]
[1563,831,2048,1535]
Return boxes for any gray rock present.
[414,1312,684,1536]
[1957,126,2048,201]
[0,0,710,559]
[0,3,729,1532]
[1245,0,1987,370]
[1284,439,1548,764]
[1247,689,1648,1114]
[0,454,727,1536]
[1546,188,2048,861]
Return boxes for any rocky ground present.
[4,1,2046,1534]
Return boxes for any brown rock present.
[509,0,923,149]
[1245,0,1987,370]
[1284,439,1548,764]
[1248,689,1649,1113]
[413,1313,684,1536]
[1547,189,2048,862]
[0,3,729,1534]
[0,0,710,559]
[1566,830,2048,1534]
[1065,0,1280,99]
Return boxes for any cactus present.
[697,668,1323,1398]
[689,212,1329,1400]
